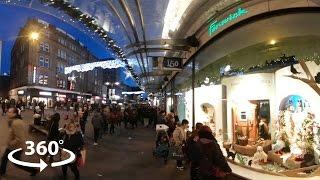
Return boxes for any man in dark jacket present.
[47,113,60,162]
[91,109,104,145]
[1,100,6,116]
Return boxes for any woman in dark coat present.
[61,122,84,180]
[189,126,231,180]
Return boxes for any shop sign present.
[39,91,52,96]
[208,8,248,36]
[56,94,66,98]
[17,90,24,95]
[163,57,182,70]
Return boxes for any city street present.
[0,109,190,180]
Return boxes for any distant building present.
[9,19,105,107]
[0,75,10,98]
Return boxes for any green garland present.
[40,0,140,84]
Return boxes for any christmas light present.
[64,60,125,74]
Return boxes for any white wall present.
[194,85,225,135]
[221,73,276,141]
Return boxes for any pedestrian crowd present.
[0,98,232,180]
[154,110,232,180]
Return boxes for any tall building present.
[9,19,105,107]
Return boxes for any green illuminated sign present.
[208,8,248,36]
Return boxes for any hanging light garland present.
[41,0,140,85]
[64,59,126,74]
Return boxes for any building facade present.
[10,19,104,107]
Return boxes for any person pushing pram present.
[153,124,170,164]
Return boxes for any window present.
[39,56,49,68]
[56,62,65,74]
[39,56,44,67]
[40,42,50,52]
[68,55,76,65]
[39,74,48,85]
[44,58,49,68]
[94,69,98,77]
[58,38,67,46]
[20,43,25,53]
[44,43,50,52]
[57,79,66,88]
[69,44,77,51]
[58,49,67,59]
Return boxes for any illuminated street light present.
[270,39,276,45]
[115,82,120,86]
[29,32,39,41]
[105,82,110,85]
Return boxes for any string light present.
[64,60,125,74]
[40,0,141,85]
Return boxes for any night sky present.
[0,4,137,87]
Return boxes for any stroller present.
[153,124,170,164]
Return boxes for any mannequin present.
[258,118,269,140]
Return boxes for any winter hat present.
[198,125,213,140]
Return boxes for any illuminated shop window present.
[39,74,48,85]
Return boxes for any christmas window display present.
[223,95,320,177]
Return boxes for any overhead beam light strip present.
[208,8,248,36]
[64,60,125,74]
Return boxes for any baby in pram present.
[153,131,170,164]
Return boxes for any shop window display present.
[270,95,319,170]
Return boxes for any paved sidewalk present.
[0,110,189,180]
[0,110,242,180]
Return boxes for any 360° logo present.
[8,141,75,172]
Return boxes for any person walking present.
[189,126,232,180]
[61,122,84,180]
[79,106,88,135]
[123,105,131,129]
[0,107,38,176]
[109,107,117,134]
[91,109,103,145]
[173,119,189,170]
[46,113,61,163]
[186,123,203,180]
[1,100,6,116]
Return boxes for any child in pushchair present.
[153,131,170,164]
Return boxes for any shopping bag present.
[172,145,184,160]
[81,149,86,164]
[77,149,86,167]
[60,150,70,161]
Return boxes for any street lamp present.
[115,82,120,86]
[29,32,40,41]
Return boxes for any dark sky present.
[0,4,137,87]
